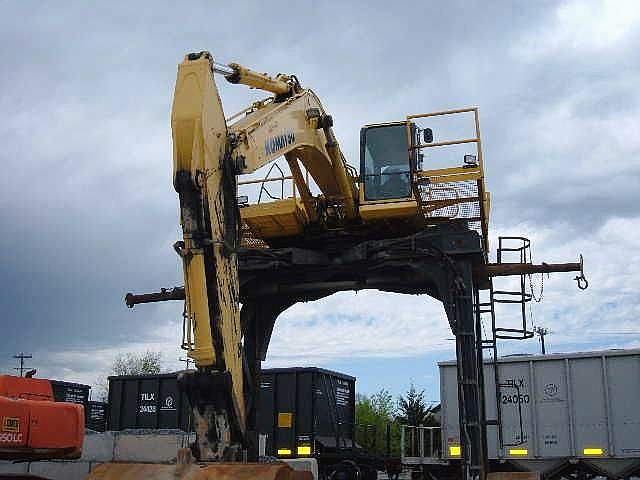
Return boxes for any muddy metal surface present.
[0,432,317,480]
[86,462,312,480]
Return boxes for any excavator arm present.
[171,52,245,460]
[170,51,357,460]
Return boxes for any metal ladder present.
[479,237,535,455]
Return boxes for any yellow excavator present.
[104,51,588,480]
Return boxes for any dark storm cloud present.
[1,1,638,383]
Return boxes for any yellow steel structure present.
[239,107,490,249]
[104,48,591,480]
[407,107,491,251]
[171,55,246,443]
[168,52,493,463]
[101,52,499,479]
[173,51,490,371]
[171,53,362,425]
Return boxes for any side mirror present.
[463,154,478,166]
[423,128,433,144]
[237,195,249,207]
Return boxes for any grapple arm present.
[171,51,245,460]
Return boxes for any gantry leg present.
[441,259,488,480]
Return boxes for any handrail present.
[400,425,442,460]
[238,166,297,204]
[406,106,489,254]
[408,106,478,119]
[412,137,479,150]
[238,175,294,186]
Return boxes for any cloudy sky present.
[1,0,639,403]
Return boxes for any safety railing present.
[407,107,489,254]
[493,236,535,341]
[237,164,297,205]
[400,425,446,465]
[237,163,304,249]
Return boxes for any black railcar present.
[107,372,192,431]
[86,400,108,432]
[50,379,90,406]
[256,367,356,458]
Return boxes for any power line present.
[13,353,33,377]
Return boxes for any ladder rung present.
[458,380,480,385]
[463,421,482,427]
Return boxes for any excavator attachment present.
[168,51,361,460]
[171,51,245,460]
[87,462,312,480]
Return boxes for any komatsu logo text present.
[265,131,295,155]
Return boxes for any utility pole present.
[179,357,193,370]
[13,353,33,377]
[534,327,549,354]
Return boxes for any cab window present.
[361,124,411,201]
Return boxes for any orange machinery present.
[0,375,84,461]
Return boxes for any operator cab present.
[358,121,423,222]
[359,108,489,239]
[360,122,414,202]
[359,121,430,203]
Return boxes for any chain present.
[528,272,544,303]
[525,244,544,303]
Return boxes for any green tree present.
[355,389,401,455]
[397,384,440,457]
[397,383,429,426]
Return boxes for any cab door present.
[359,122,419,221]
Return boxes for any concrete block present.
[113,432,184,463]
[29,460,91,480]
[81,431,115,462]
[283,458,318,480]
[0,460,29,474]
